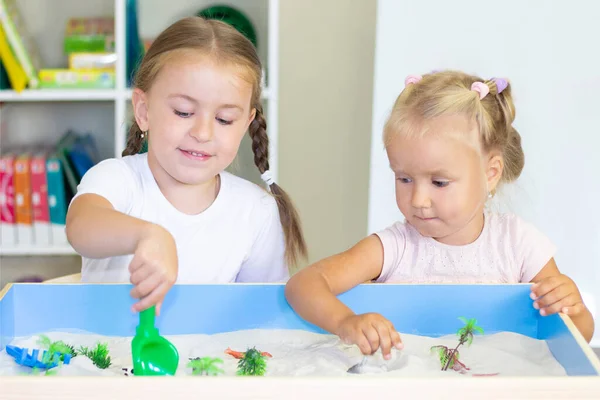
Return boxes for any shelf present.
[0,89,118,102]
[0,245,78,256]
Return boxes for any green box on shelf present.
[64,35,115,54]
[38,69,115,89]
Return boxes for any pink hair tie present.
[471,82,489,99]
[404,74,422,86]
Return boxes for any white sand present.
[0,329,566,377]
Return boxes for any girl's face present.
[133,54,256,186]
[386,114,503,245]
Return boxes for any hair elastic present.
[261,170,274,186]
[491,78,508,94]
[471,82,490,99]
[404,74,422,86]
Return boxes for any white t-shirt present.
[71,153,288,283]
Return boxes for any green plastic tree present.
[236,347,267,376]
[78,342,111,369]
[431,317,484,372]
[187,357,224,376]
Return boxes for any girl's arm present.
[66,193,159,258]
[530,258,595,342]
[284,235,385,334]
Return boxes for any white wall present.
[279,0,376,269]
[369,0,600,345]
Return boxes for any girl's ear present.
[246,107,257,130]
[486,151,504,193]
[132,88,150,132]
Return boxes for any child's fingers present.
[385,320,403,350]
[132,281,168,312]
[355,334,373,355]
[531,276,563,299]
[562,302,586,316]
[128,254,144,274]
[539,293,581,316]
[130,265,154,286]
[362,326,380,354]
[130,272,162,300]
[391,329,403,350]
[532,283,569,309]
[373,321,392,359]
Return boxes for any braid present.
[248,106,308,267]
[122,120,145,156]
[248,105,270,174]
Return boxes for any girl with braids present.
[286,70,594,359]
[66,17,306,315]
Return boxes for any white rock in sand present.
[0,329,566,377]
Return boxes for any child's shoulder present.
[90,153,147,176]
[220,171,275,209]
[485,210,546,241]
[116,153,148,174]
[375,219,421,242]
[79,154,147,188]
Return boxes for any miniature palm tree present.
[187,357,224,376]
[236,347,267,376]
[431,317,484,372]
[442,317,483,371]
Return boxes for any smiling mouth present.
[179,148,213,159]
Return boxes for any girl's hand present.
[129,224,178,315]
[531,274,587,317]
[335,313,403,359]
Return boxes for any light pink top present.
[374,211,556,283]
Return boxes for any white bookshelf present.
[0,245,76,256]
[0,89,119,102]
[0,0,279,256]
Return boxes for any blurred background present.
[0,0,598,348]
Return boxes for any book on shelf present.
[0,131,98,250]
[0,0,41,89]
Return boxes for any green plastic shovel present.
[131,305,179,376]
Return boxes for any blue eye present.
[432,180,449,188]
[174,109,193,118]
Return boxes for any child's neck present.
[148,155,220,216]
[433,210,485,246]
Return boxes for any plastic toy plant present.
[236,347,267,376]
[431,317,484,372]
[77,342,112,369]
[37,335,78,362]
[187,357,224,376]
